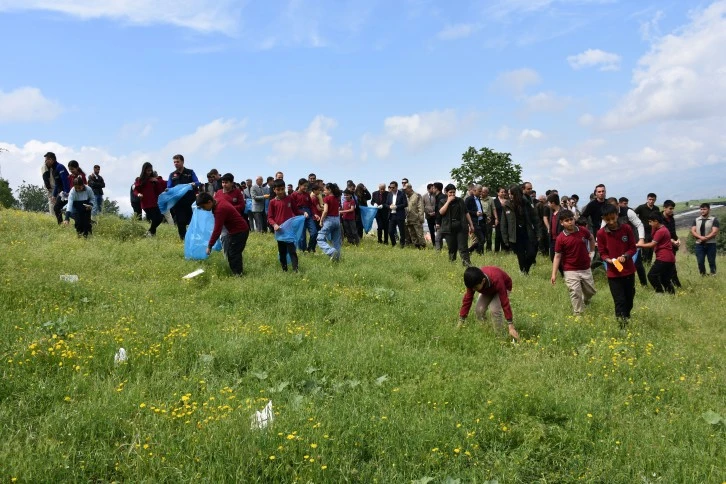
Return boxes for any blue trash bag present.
[275,216,306,243]
[244,198,253,214]
[184,207,222,260]
[158,184,192,214]
[360,205,379,233]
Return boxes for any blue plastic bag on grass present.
[184,207,222,260]
[274,216,305,243]
[158,184,192,214]
[244,198,253,214]
[360,205,379,233]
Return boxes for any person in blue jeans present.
[690,203,720,275]
[317,183,343,261]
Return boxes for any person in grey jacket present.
[250,176,268,233]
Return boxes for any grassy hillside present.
[0,209,724,482]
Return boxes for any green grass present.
[1,209,724,483]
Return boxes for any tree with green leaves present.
[0,178,18,209]
[102,197,120,216]
[450,147,523,193]
[16,181,48,212]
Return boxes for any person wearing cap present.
[459,266,520,341]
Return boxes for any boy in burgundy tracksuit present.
[290,179,317,252]
[597,204,637,327]
[341,189,360,245]
[459,266,520,341]
[196,193,250,276]
[637,213,676,294]
[214,173,245,214]
[268,179,305,272]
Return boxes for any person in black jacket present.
[87,164,105,216]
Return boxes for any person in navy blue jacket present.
[44,152,71,225]
[167,154,200,240]
[386,181,408,248]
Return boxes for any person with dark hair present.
[661,200,681,287]
[551,209,597,315]
[341,189,360,246]
[493,187,509,252]
[67,160,87,186]
[501,184,540,274]
[167,154,200,240]
[317,183,343,261]
[432,182,447,250]
[201,171,218,196]
[354,183,371,238]
[387,181,408,248]
[634,193,660,265]
[196,192,249,276]
[87,164,105,216]
[547,193,564,268]
[438,184,474,267]
[691,203,720,276]
[637,213,675,293]
[424,183,437,247]
[479,187,497,252]
[465,184,486,256]
[581,184,607,235]
[404,183,426,249]
[268,179,306,272]
[291,179,316,252]
[371,183,389,244]
[597,203,638,328]
[604,197,647,285]
[459,266,519,341]
[134,162,166,236]
[214,173,244,214]
[44,152,71,224]
[63,176,95,237]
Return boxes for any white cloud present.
[567,48,621,71]
[0,87,62,123]
[601,1,726,129]
[579,113,595,126]
[259,115,352,164]
[523,91,569,112]
[519,129,544,141]
[496,125,511,141]
[491,68,541,95]
[639,10,664,42]
[163,118,247,157]
[437,23,478,40]
[118,120,154,140]
[0,0,241,35]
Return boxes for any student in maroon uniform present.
[214,173,244,214]
[597,204,638,328]
[134,162,166,236]
[317,183,343,261]
[551,209,597,315]
[637,212,676,294]
[196,192,250,276]
[661,200,681,287]
[341,189,360,245]
[459,266,520,341]
[268,179,306,272]
[291,178,317,253]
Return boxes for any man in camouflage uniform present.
[404,183,426,249]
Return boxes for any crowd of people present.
[41,152,720,337]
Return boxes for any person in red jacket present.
[597,203,638,328]
[134,162,166,236]
[214,173,244,214]
[196,192,250,276]
[637,212,676,294]
[459,266,520,341]
[268,179,306,272]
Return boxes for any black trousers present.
[227,230,249,275]
[131,201,142,220]
[277,241,298,271]
[54,198,68,224]
[468,219,485,254]
[444,230,471,265]
[426,216,437,247]
[635,255,648,286]
[648,261,675,294]
[482,220,494,252]
[174,199,194,240]
[512,228,537,274]
[494,224,509,252]
[607,274,635,319]
[72,201,93,237]
[376,210,389,243]
[389,217,406,247]
[642,227,654,264]
[143,206,164,235]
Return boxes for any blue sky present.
[1,0,725,213]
